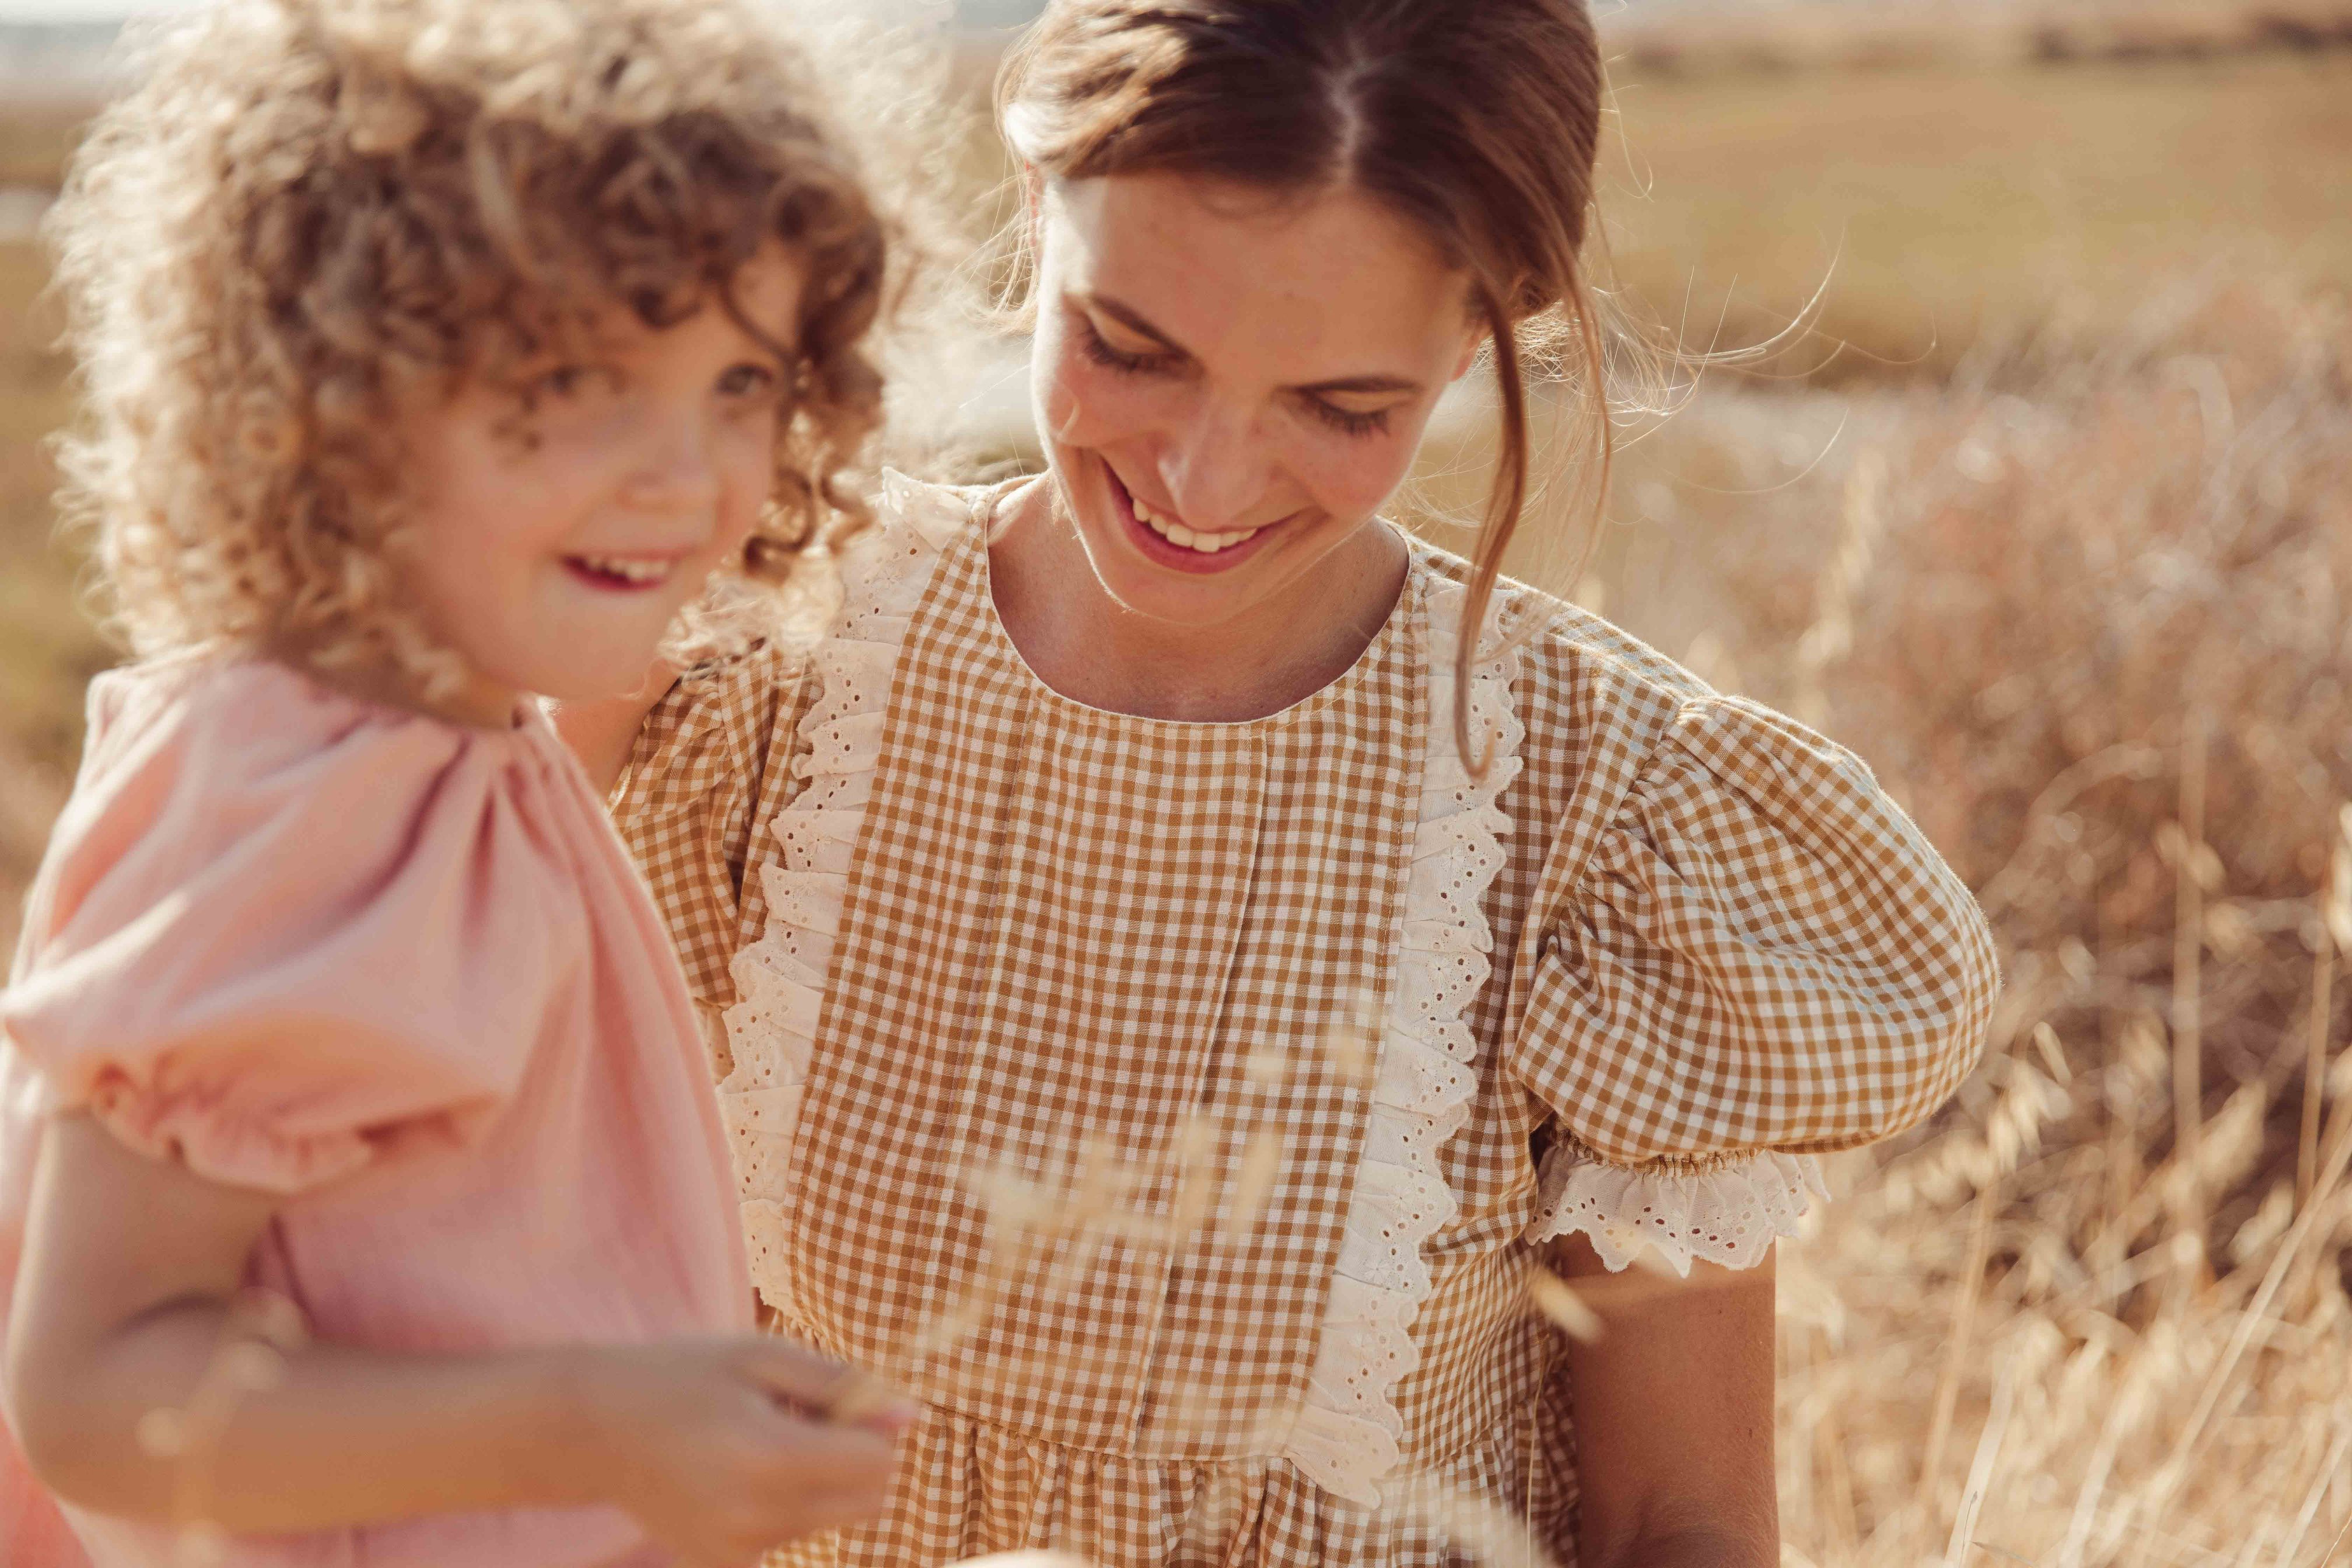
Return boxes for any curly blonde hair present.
[48,0,897,687]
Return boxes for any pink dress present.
[0,656,755,1568]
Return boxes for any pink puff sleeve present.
[0,662,564,1196]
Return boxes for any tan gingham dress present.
[614,473,2000,1568]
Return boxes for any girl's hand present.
[570,1337,912,1567]
[6,1114,907,1557]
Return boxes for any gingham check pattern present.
[614,481,2000,1567]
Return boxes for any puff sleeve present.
[1513,696,1999,1272]
[610,642,811,1012]
[0,665,565,1196]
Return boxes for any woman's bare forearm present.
[10,1298,607,1534]
[1582,1522,1778,1568]
[1552,1230,1780,1568]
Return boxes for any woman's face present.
[1029,172,1480,629]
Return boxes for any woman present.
[561,2,2000,1564]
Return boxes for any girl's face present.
[392,246,806,713]
[1030,173,1480,629]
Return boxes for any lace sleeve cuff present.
[1528,1142,1829,1275]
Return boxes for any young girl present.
[0,2,912,1564]
[561,1,2003,1564]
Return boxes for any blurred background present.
[4,3,2351,1566]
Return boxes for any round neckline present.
[962,481,1432,734]
[255,653,540,740]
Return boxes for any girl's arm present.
[1552,1233,1780,1568]
[7,1115,900,1563]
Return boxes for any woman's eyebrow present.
[1081,293,1189,355]
[1296,372,1424,397]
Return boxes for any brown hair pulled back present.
[998,0,1609,768]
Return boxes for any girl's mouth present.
[562,554,680,592]
[1105,466,1283,576]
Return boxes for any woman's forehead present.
[1048,173,1470,371]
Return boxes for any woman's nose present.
[1157,397,1271,534]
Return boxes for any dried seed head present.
[1224,1130,1286,1237]
[135,1406,188,1459]
[1526,1265,1605,1343]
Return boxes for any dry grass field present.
[2,20,2350,1568]
[1591,51,2352,380]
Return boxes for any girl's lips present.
[1104,466,1283,576]
[561,554,682,593]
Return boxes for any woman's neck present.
[985,477,1412,724]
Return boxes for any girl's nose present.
[622,408,722,514]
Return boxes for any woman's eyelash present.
[1077,315,1391,439]
[1309,401,1392,439]
[1077,320,1178,376]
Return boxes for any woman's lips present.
[1104,467,1283,576]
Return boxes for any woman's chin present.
[1070,523,1284,629]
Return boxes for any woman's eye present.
[1308,399,1394,439]
[1077,318,1178,377]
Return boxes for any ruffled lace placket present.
[1280,575,1526,1510]
[717,472,969,1323]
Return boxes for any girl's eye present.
[1077,318,1180,378]
[1307,399,1394,440]
[718,363,782,400]
[528,364,617,405]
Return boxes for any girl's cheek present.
[718,430,775,542]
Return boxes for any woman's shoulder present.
[873,466,1011,541]
[1408,538,1994,1006]
[626,471,986,787]
[652,467,998,720]
[1416,547,1946,886]
[1430,556,2001,1236]
[1409,537,1721,775]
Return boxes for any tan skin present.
[558,174,1779,1568]
[8,249,910,1568]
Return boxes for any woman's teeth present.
[1132,495,1260,554]
[572,555,674,586]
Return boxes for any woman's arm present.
[6,1115,900,1560]
[1552,1232,1780,1568]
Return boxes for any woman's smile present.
[1102,460,1289,576]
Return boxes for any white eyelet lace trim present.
[1281,573,1525,1511]
[1528,1144,1830,1276]
[718,470,966,1321]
